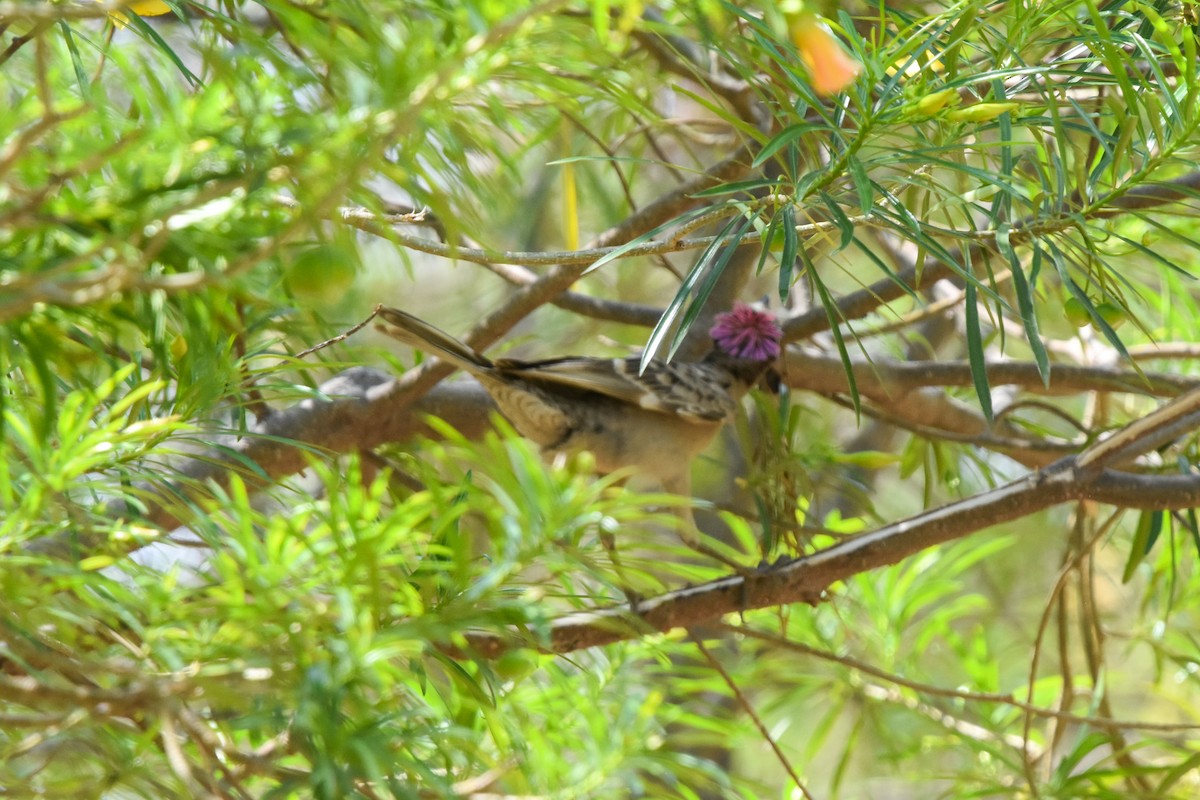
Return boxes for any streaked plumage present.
[376,305,781,507]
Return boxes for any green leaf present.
[964,281,993,422]
[668,213,757,360]
[988,80,1015,226]
[1122,510,1163,583]
[1130,33,1182,132]
[818,190,854,250]
[999,228,1049,386]
[124,9,203,88]
[778,204,798,303]
[752,124,824,168]
[57,22,90,96]
[690,178,779,198]
[846,155,873,213]
[810,255,859,418]
[642,214,748,369]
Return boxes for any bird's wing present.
[376,308,740,422]
[502,357,737,423]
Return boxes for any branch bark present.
[47,341,1194,556]
[459,459,1200,657]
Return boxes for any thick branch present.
[29,371,494,556]
[784,350,1198,399]
[461,461,1200,657]
[73,345,1195,547]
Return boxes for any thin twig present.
[690,633,814,800]
[328,201,865,269]
[723,622,1196,732]
[294,305,385,359]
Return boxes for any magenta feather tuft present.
[709,303,782,361]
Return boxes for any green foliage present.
[0,424,733,796]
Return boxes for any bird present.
[375,303,783,530]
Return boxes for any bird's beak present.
[761,365,783,394]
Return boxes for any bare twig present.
[691,634,814,800]
[480,260,662,326]
[723,623,1197,733]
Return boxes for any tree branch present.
[29,371,494,556]
[783,350,1198,399]
[460,460,1200,657]
[328,197,860,268]
[58,342,1194,554]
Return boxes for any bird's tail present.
[376,307,493,373]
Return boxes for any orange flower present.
[789,13,861,96]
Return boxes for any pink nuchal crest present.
[709,303,783,361]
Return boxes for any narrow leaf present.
[756,211,781,275]
[810,256,859,417]
[642,216,739,370]
[690,178,780,198]
[125,10,203,87]
[847,155,873,213]
[669,213,756,359]
[999,228,1049,386]
[964,282,994,422]
[57,22,90,96]
[752,124,823,168]
[819,190,854,250]
[778,204,798,303]
[1122,510,1163,583]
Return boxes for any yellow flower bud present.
[127,1,172,13]
[914,88,960,116]
[96,0,172,27]
[169,333,188,362]
[944,102,1021,122]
